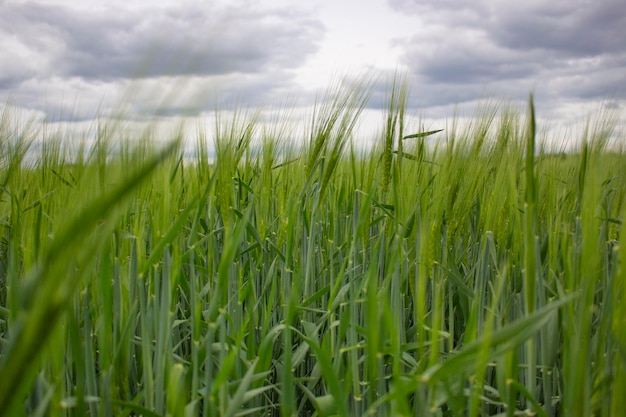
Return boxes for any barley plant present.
[0,82,625,417]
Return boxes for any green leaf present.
[402,129,443,140]
[420,294,577,384]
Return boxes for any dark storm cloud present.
[390,0,626,55]
[0,2,323,86]
[0,1,324,119]
[491,0,626,56]
[388,0,626,109]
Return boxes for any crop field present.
[0,84,625,417]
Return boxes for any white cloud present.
[0,0,623,139]
[385,0,625,123]
[0,1,323,84]
[0,0,326,119]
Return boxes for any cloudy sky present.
[1,0,625,144]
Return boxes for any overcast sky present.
[1,0,624,144]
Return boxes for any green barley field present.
[1,83,625,417]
